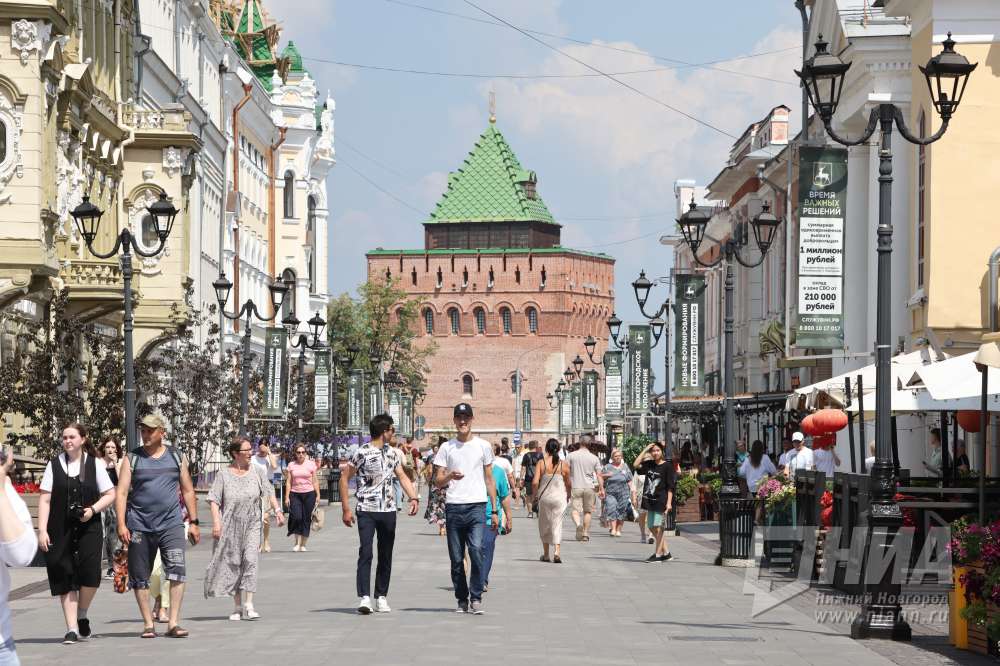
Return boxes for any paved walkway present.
[7,499,988,665]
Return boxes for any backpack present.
[128,446,183,472]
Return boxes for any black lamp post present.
[213,271,292,438]
[796,32,975,641]
[289,312,327,441]
[72,192,178,452]
[678,196,782,566]
[632,270,672,447]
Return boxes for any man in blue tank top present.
[114,413,201,639]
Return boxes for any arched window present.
[449,307,460,334]
[500,307,512,334]
[474,307,486,334]
[526,307,538,333]
[411,267,417,286]
[283,170,295,218]
[462,374,474,396]
[139,213,158,250]
[423,308,434,335]
[281,268,296,321]
[307,195,317,232]
[0,120,9,163]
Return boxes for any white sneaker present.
[374,596,391,613]
[292,544,301,552]
[299,546,308,552]
[228,610,241,621]
[243,605,260,620]
[357,596,372,615]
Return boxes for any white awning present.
[909,351,1000,401]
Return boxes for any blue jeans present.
[0,638,19,666]
[480,524,499,589]
[444,503,486,603]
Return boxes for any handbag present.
[625,500,636,522]
[531,461,559,514]
[112,546,130,593]
[311,506,325,531]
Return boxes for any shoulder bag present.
[531,460,559,515]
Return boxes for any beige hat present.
[139,413,166,430]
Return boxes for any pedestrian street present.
[9,500,969,666]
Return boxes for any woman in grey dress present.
[205,439,284,620]
[599,449,633,537]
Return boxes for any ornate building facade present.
[367,119,614,441]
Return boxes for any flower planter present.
[764,502,796,570]
[674,499,701,523]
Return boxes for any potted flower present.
[757,476,796,569]
[948,517,1000,654]
[673,473,702,523]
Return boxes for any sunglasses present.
[295,450,306,455]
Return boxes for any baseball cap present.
[791,431,804,443]
[139,413,167,430]
[453,403,474,418]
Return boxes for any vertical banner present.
[559,392,572,435]
[313,350,331,423]
[262,327,289,417]
[583,370,598,429]
[604,351,623,423]
[522,399,532,432]
[627,325,651,414]
[367,381,381,423]
[400,396,413,438]
[571,381,582,433]
[388,389,402,426]
[347,370,364,431]
[797,146,847,348]
[674,274,706,397]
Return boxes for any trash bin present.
[328,468,341,504]
[719,497,757,563]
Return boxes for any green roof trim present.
[234,0,277,91]
[282,41,305,74]
[426,124,556,226]
[365,247,614,261]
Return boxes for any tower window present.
[411,267,417,286]
[449,307,460,334]
[283,170,295,218]
[462,374,473,396]
[500,307,512,334]
[423,308,434,335]
[527,307,538,333]
[474,307,486,334]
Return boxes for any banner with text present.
[262,328,288,417]
[583,370,598,429]
[604,351,623,423]
[521,400,532,432]
[367,381,381,423]
[797,146,847,349]
[313,350,331,423]
[559,392,571,435]
[674,274,706,397]
[627,325,651,414]
[571,382,582,432]
[347,370,364,431]
[388,389,401,427]
[400,396,413,437]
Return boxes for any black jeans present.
[356,510,396,598]
[287,491,317,537]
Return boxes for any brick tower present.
[366,118,615,442]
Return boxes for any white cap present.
[791,431,804,442]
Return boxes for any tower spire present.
[489,89,496,124]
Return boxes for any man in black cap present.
[433,403,498,614]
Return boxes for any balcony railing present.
[120,105,191,133]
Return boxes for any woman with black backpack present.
[36,423,116,644]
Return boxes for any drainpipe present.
[989,246,1000,474]
[231,82,253,332]
[268,126,287,285]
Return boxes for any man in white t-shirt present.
[785,431,814,476]
[433,403,497,615]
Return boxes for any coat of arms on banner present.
[813,162,832,188]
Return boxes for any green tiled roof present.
[366,247,613,261]
[234,0,277,91]
[427,123,556,226]
[282,41,305,74]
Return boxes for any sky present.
[266,0,804,391]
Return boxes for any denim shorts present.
[127,524,187,589]
[646,511,665,529]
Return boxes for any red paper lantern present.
[812,434,836,450]
[812,408,848,434]
[958,410,982,433]
[800,414,820,436]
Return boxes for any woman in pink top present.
[284,444,319,552]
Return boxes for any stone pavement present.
[7,499,989,666]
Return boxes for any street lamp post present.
[212,272,291,438]
[288,312,327,441]
[677,196,782,567]
[796,33,975,640]
[631,271,670,444]
[71,193,178,452]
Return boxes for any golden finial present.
[489,90,496,124]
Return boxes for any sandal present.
[141,627,156,639]
[539,555,550,562]
[553,555,563,563]
[165,625,189,638]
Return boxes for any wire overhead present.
[460,0,739,139]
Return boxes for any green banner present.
[521,399,532,432]
[388,389,401,428]
[583,370,598,429]
[262,327,288,417]
[627,325,651,414]
[400,395,413,437]
[367,380,381,423]
[559,391,571,435]
[675,274,706,397]
[313,349,331,423]
[347,370,364,431]
[604,351,623,423]
[797,146,847,349]
[571,381,582,433]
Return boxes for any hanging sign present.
[347,370,364,431]
[559,392,572,435]
[262,327,288,417]
[675,274,706,397]
[388,389,402,427]
[583,371,598,429]
[522,399,532,432]
[571,381,582,433]
[400,396,413,438]
[313,349,331,423]
[367,380,381,423]
[797,146,847,349]
[627,325,651,414]
[604,351,623,422]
